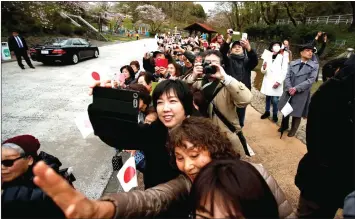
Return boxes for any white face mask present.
[273,45,281,53]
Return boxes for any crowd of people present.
[2,29,354,219]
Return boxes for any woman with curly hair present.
[30,117,293,219]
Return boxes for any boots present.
[272,114,278,123]
[278,116,290,132]
[261,111,270,119]
[288,117,301,137]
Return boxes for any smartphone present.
[242,33,248,40]
[156,58,168,68]
[88,87,140,140]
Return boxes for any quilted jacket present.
[101,162,294,218]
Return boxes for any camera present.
[229,30,234,34]
[173,51,178,55]
[202,60,217,75]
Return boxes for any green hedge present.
[245,24,340,44]
[57,23,74,36]
[74,26,87,36]
[245,23,355,59]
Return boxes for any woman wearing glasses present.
[1,135,67,219]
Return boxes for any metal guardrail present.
[276,14,353,25]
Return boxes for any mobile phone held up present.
[91,86,139,119]
[156,58,168,68]
[242,33,248,41]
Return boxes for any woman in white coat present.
[260,42,289,122]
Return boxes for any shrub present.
[57,23,74,36]
[74,26,86,36]
[245,23,339,45]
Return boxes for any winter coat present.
[88,110,203,217]
[295,59,354,207]
[260,52,289,97]
[344,191,355,217]
[1,152,65,219]
[183,74,252,157]
[88,116,180,190]
[278,59,319,117]
[101,163,294,219]
[220,42,259,90]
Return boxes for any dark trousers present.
[14,49,33,68]
[237,107,246,128]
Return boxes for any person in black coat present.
[220,30,258,127]
[7,30,35,70]
[294,55,354,218]
[1,135,65,218]
[88,80,201,217]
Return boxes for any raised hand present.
[33,161,115,219]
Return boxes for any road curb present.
[1,59,16,63]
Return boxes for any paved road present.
[1,38,158,199]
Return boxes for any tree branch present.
[284,2,297,27]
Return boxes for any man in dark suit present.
[8,30,35,69]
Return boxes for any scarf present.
[230,53,245,60]
[228,53,246,83]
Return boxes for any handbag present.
[111,153,123,171]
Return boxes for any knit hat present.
[2,135,40,155]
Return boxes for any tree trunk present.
[284,3,297,27]
[260,2,271,25]
[270,4,279,24]
[349,1,355,32]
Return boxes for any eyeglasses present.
[2,156,25,167]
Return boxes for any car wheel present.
[72,54,79,64]
[94,50,99,58]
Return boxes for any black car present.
[30,38,99,65]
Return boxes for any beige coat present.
[183,73,252,156]
[101,163,294,218]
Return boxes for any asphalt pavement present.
[1,38,158,199]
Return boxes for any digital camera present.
[202,60,217,75]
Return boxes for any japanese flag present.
[117,156,138,192]
[74,112,94,139]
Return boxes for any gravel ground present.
[2,38,157,199]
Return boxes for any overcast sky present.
[196,2,217,14]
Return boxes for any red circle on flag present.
[124,166,136,183]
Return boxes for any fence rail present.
[276,14,353,25]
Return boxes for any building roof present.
[183,23,217,33]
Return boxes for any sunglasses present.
[2,156,26,167]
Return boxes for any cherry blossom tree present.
[135,5,166,34]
